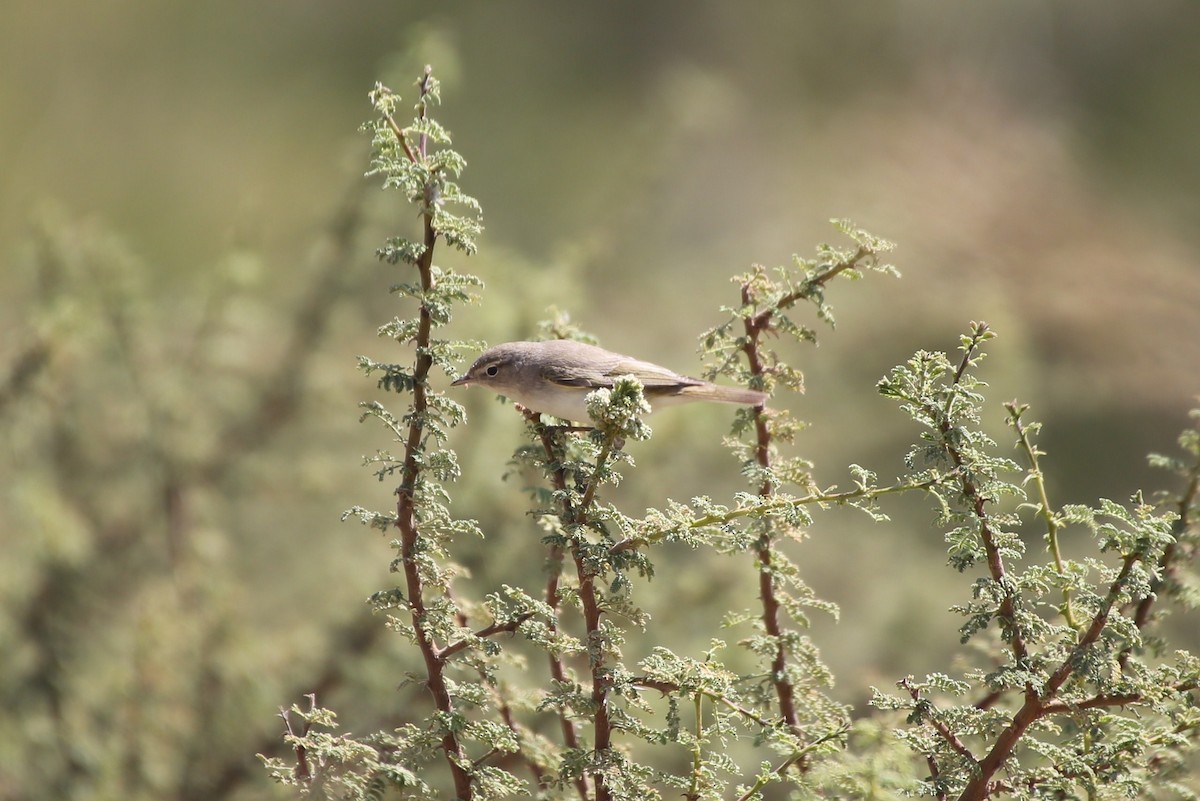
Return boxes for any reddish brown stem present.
[447,602,550,793]
[1122,466,1199,666]
[739,282,803,751]
[574,549,613,801]
[530,414,592,801]
[534,414,620,801]
[725,248,893,766]
[438,614,534,661]
[956,551,1143,801]
[901,678,977,767]
[387,87,473,799]
[933,333,1031,677]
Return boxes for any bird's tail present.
[679,383,768,407]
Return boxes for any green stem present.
[609,473,947,554]
[732,726,848,801]
[1005,402,1077,629]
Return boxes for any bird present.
[451,340,766,423]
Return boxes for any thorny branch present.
[384,70,474,801]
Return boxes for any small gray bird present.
[451,340,766,423]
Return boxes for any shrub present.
[263,67,1200,801]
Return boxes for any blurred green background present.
[3,3,1199,799]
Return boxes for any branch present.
[280,695,316,782]
[956,550,1145,801]
[527,410,591,801]
[448,600,551,794]
[929,328,1031,678]
[527,402,636,801]
[630,677,777,730]
[633,671,849,801]
[901,678,978,767]
[972,688,1008,711]
[1005,402,1077,629]
[384,75,472,800]
[745,245,871,335]
[609,473,947,554]
[384,112,418,164]
[721,253,882,772]
[1040,693,1139,714]
[1123,448,1200,664]
[740,285,801,747]
[1045,551,1142,700]
[731,726,848,801]
[438,614,534,662]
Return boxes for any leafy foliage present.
[263,68,1200,801]
[873,325,1200,800]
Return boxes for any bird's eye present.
[485,364,499,377]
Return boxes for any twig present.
[438,614,535,661]
[731,726,848,801]
[448,601,550,793]
[901,678,977,766]
[957,550,1145,801]
[928,326,1031,681]
[383,76,473,800]
[527,410,592,801]
[740,284,801,750]
[280,694,318,782]
[1122,450,1200,666]
[1005,402,1077,629]
[608,473,947,554]
[727,252,874,772]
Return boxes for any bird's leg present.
[548,424,595,435]
[515,404,593,435]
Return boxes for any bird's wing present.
[602,356,704,389]
[539,350,619,388]
[540,362,599,389]
[539,347,703,391]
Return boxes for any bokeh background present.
[2,3,1199,799]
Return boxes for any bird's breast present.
[502,383,596,423]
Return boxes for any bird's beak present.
[451,375,471,387]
